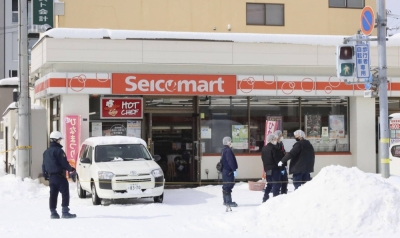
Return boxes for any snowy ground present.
[1,164,400,238]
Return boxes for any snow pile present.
[0,154,5,176]
[257,166,400,237]
[0,175,48,201]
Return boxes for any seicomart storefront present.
[30,29,400,182]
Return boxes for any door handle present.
[83,166,86,168]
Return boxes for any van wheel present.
[77,176,86,198]
[91,183,101,205]
[153,193,164,203]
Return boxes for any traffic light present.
[336,45,355,78]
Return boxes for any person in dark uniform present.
[221,136,238,207]
[278,130,315,190]
[261,134,282,203]
[42,131,77,219]
[274,130,288,194]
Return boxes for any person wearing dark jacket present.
[278,130,315,190]
[221,136,239,207]
[274,130,288,194]
[42,131,77,219]
[261,134,283,203]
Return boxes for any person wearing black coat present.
[221,136,239,207]
[274,130,288,194]
[278,130,315,190]
[42,131,77,219]
[261,134,283,203]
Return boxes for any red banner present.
[101,97,143,119]
[64,115,81,167]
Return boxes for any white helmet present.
[50,131,63,140]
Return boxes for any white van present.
[389,142,400,176]
[76,136,164,205]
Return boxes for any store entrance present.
[143,97,199,184]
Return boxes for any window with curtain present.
[246,3,285,26]
[329,0,364,9]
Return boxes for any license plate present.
[127,184,141,190]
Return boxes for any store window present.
[329,0,364,9]
[89,95,142,137]
[200,96,350,154]
[50,96,60,132]
[246,3,284,26]
[200,97,248,154]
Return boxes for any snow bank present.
[257,166,400,237]
[0,174,48,201]
[0,77,18,86]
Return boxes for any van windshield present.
[95,144,152,162]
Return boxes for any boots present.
[61,207,77,219]
[223,191,238,207]
[50,209,60,219]
[222,191,227,205]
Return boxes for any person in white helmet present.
[42,131,77,219]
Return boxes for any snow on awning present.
[40,28,400,47]
[0,77,19,86]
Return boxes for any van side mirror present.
[391,145,400,158]
[153,155,161,162]
[80,158,91,164]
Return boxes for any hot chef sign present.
[101,97,143,119]
[112,74,236,95]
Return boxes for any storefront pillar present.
[59,94,90,147]
[349,96,376,173]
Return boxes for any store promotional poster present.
[64,115,81,169]
[264,116,282,145]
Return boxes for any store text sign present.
[64,115,81,164]
[112,74,236,95]
[101,97,143,119]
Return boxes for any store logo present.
[112,74,236,95]
[124,76,225,93]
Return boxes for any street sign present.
[360,6,375,36]
[355,44,370,78]
[32,0,54,27]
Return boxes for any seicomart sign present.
[112,74,237,95]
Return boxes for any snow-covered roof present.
[41,28,400,47]
[83,136,147,147]
[2,103,45,116]
[0,77,19,86]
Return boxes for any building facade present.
[29,29,400,182]
[57,0,375,35]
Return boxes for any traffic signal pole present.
[377,0,390,178]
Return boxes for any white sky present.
[0,162,400,238]
[387,0,400,35]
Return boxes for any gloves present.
[44,172,49,181]
[233,171,238,177]
[69,170,77,183]
[278,161,283,167]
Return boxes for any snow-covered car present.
[76,136,164,205]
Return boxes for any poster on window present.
[92,122,102,137]
[127,120,141,138]
[264,116,283,145]
[232,125,248,149]
[329,115,345,139]
[305,115,321,138]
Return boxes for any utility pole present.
[377,0,390,178]
[17,0,31,178]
